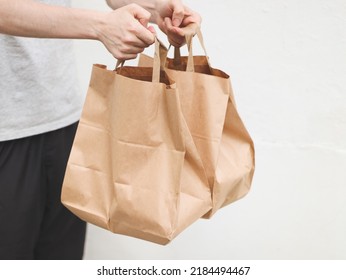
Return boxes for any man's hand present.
[96,4,155,60]
[154,0,201,47]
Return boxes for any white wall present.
[71,0,346,259]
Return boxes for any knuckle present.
[115,52,125,61]
[127,23,138,34]
[114,53,125,60]
[121,45,132,54]
[123,35,134,44]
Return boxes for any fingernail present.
[148,25,156,34]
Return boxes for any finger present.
[171,0,184,26]
[165,17,184,36]
[128,3,151,26]
[110,48,138,61]
[116,53,138,60]
[128,5,155,45]
[122,19,154,47]
[164,18,185,47]
[181,11,202,28]
[135,23,155,46]
[138,17,149,28]
[122,45,145,55]
[113,46,145,60]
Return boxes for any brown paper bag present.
[61,39,211,245]
[139,28,255,217]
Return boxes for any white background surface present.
[71,0,346,259]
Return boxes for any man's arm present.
[0,0,155,59]
[0,0,99,39]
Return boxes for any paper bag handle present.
[116,37,168,83]
[152,37,168,83]
[173,24,210,73]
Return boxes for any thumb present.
[171,3,184,27]
[128,3,151,27]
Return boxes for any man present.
[0,0,200,259]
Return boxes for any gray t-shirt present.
[0,0,84,141]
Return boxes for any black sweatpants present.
[0,123,86,259]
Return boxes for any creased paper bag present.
[139,27,255,217]
[61,39,211,245]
